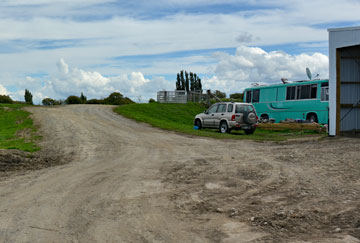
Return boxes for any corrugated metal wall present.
[340,45,360,131]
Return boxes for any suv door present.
[203,104,218,127]
[214,104,227,127]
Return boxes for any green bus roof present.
[244,79,329,91]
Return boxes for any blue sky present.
[0,0,360,103]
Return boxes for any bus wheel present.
[308,114,318,123]
[260,114,269,123]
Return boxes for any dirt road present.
[0,105,360,243]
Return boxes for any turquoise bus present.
[243,79,329,124]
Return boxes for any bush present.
[86,99,104,104]
[215,90,226,99]
[229,93,244,101]
[42,98,62,106]
[149,98,156,103]
[104,92,134,105]
[0,95,13,104]
[122,97,135,105]
[65,95,82,104]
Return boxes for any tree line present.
[43,92,134,106]
[173,71,244,101]
[0,89,134,105]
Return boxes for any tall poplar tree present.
[24,89,33,105]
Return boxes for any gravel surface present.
[0,105,359,243]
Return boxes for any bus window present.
[298,85,309,99]
[252,89,260,103]
[321,84,329,101]
[286,86,296,100]
[310,84,317,99]
[297,84,317,99]
[246,91,252,103]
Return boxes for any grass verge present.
[114,103,326,141]
[0,104,40,152]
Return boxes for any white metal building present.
[328,26,360,136]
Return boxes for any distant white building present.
[328,26,360,136]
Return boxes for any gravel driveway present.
[0,105,359,243]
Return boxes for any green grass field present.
[114,102,324,141]
[0,104,40,152]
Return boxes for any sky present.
[0,0,360,103]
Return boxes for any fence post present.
[206,90,211,106]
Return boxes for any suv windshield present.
[217,104,226,113]
[235,105,254,113]
[207,104,218,114]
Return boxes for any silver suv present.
[194,102,258,134]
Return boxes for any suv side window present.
[207,104,218,114]
[217,104,226,113]
[227,104,233,112]
[235,105,245,113]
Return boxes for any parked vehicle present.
[243,79,329,124]
[194,102,258,134]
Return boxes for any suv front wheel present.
[219,121,229,134]
[195,119,202,130]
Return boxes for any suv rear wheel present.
[219,121,229,134]
[244,127,255,135]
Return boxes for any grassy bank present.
[114,103,324,141]
[0,104,40,152]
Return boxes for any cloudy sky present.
[0,0,360,103]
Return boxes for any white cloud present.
[0,84,8,95]
[16,47,330,103]
[202,46,329,95]
[0,1,357,103]
[22,59,174,103]
[1,0,357,86]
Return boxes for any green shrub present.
[65,95,82,104]
[86,99,104,104]
[104,92,134,105]
[229,93,243,101]
[0,95,13,104]
[215,90,226,99]
[149,98,156,103]
[42,98,57,106]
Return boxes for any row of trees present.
[42,92,134,106]
[173,71,244,101]
[0,95,13,104]
[176,70,202,92]
[1,81,244,105]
